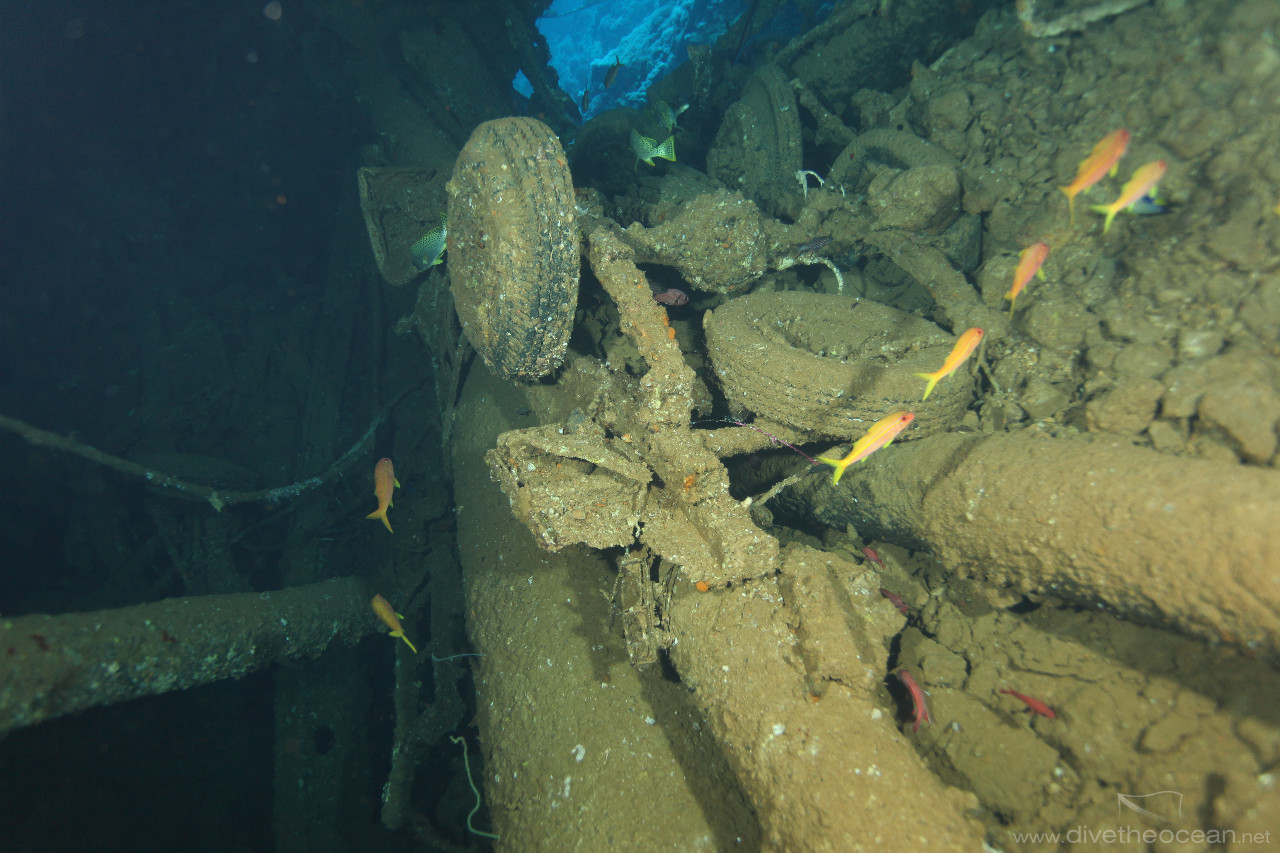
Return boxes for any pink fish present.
[1000,688,1056,719]
[897,670,932,732]
[653,288,689,306]
[880,588,908,614]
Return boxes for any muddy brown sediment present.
[453,370,744,849]
[486,230,781,587]
[479,229,988,847]
[784,431,1280,653]
[665,544,985,851]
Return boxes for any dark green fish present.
[410,214,447,270]
[603,56,622,88]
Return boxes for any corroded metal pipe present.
[789,432,1280,654]
[0,576,372,735]
[665,544,986,850]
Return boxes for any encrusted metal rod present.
[379,646,419,830]
[379,551,472,831]
[772,252,845,294]
[801,431,1280,655]
[0,576,373,735]
[0,385,415,511]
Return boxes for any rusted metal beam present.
[0,576,373,735]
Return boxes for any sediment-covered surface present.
[461,0,1280,849]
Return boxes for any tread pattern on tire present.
[447,118,579,381]
[704,292,974,440]
[708,64,804,220]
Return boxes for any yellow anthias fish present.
[366,457,400,533]
[371,594,417,654]
[816,412,915,485]
[914,327,984,401]
[1005,242,1050,317]
[631,128,676,169]
[1059,129,1129,226]
[1095,160,1167,235]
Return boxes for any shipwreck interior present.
[1,0,1279,851]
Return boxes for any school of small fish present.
[1007,127,1171,319]
[804,129,1177,734]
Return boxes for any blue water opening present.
[513,69,535,99]
[537,0,750,120]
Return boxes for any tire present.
[447,118,579,381]
[704,291,976,440]
[707,64,804,221]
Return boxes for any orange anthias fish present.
[366,457,400,533]
[915,327,984,401]
[816,412,915,485]
[371,594,417,654]
[1060,128,1130,226]
[1005,241,1050,317]
[1096,160,1167,234]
